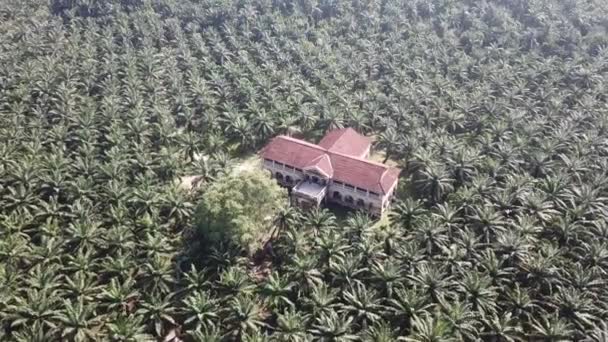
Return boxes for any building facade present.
[260,128,400,216]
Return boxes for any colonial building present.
[260,128,401,216]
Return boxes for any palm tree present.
[321,108,345,132]
[250,107,276,143]
[182,290,219,332]
[468,205,506,244]
[586,321,608,342]
[302,283,339,319]
[390,198,427,230]
[215,266,255,297]
[259,271,295,310]
[479,313,523,342]
[99,277,139,314]
[316,231,348,270]
[224,294,267,340]
[548,286,601,331]
[10,321,56,342]
[405,313,456,342]
[105,314,153,342]
[339,281,385,329]
[343,212,374,242]
[375,127,401,163]
[431,202,462,240]
[413,163,455,204]
[55,299,101,341]
[388,286,433,332]
[136,293,177,338]
[455,273,498,317]
[440,300,480,340]
[7,288,61,331]
[369,259,402,297]
[304,208,337,236]
[309,311,358,342]
[297,105,318,134]
[412,218,448,255]
[273,206,300,238]
[328,253,366,289]
[274,308,311,342]
[407,263,454,305]
[188,324,223,342]
[529,314,574,341]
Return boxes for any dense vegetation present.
[194,169,287,254]
[2,0,608,340]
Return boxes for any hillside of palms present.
[2,0,608,340]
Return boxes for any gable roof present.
[260,131,400,195]
[304,154,334,178]
[318,127,372,158]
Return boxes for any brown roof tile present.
[304,154,334,178]
[318,128,372,158]
[260,130,400,195]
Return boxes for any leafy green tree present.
[194,169,287,253]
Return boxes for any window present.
[333,191,342,200]
[312,176,319,184]
[345,196,354,204]
[286,175,293,184]
[275,172,284,180]
[357,199,365,207]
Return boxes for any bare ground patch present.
[177,154,262,191]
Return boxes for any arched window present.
[357,199,365,207]
[345,196,354,204]
[312,176,319,184]
[275,172,284,181]
[285,175,293,184]
[333,191,342,200]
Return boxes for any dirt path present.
[178,154,261,191]
[231,154,261,176]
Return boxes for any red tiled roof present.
[304,154,334,178]
[318,128,372,158]
[260,131,400,195]
[259,136,325,170]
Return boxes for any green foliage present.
[2,0,608,340]
[194,169,287,252]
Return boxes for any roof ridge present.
[307,153,331,167]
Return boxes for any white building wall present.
[327,182,384,214]
[262,158,397,216]
[262,159,304,185]
[380,181,398,210]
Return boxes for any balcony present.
[292,180,328,205]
